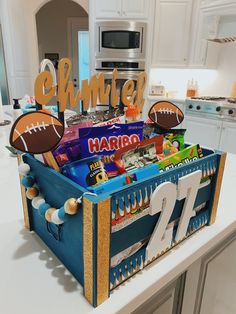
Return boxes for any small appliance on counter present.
[150,82,166,96]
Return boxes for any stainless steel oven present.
[95,68,144,110]
[95,21,146,59]
[95,59,145,71]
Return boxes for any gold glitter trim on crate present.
[97,198,111,305]
[17,154,30,229]
[83,198,94,304]
[210,153,227,225]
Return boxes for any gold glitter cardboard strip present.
[83,197,93,304]
[97,198,111,305]
[210,153,226,225]
[17,154,30,229]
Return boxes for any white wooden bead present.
[32,196,45,209]
[51,210,64,225]
[18,163,30,175]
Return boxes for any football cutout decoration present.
[10,111,64,154]
[148,101,184,129]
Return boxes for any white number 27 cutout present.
[146,170,202,261]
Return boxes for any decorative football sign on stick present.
[148,101,184,129]
[10,111,64,154]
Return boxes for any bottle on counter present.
[125,103,141,123]
[194,80,199,97]
[230,81,236,98]
[12,98,22,121]
[186,79,198,97]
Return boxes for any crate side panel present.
[110,182,212,257]
[30,203,84,285]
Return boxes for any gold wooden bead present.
[45,208,56,222]
[64,198,78,215]
[26,187,39,200]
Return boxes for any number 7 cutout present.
[146,170,202,261]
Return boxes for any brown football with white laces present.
[148,101,184,129]
[10,111,64,154]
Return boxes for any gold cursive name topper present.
[34,58,147,113]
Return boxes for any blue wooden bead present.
[58,206,69,222]
[38,203,51,217]
[21,175,35,188]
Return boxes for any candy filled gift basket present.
[13,59,226,307]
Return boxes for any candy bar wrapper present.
[114,136,164,173]
[79,121,144,177]
[94,115,125,127]
[60,122,93,144]
[52,139,81,167]
[165,129,186,151]
[157,144,203,172]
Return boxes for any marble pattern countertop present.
[0,108,236,314]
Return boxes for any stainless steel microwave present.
[95,21,146,59]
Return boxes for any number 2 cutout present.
[146,170,202,261]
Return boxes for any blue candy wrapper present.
[79,122,144,177]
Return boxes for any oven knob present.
[228,109,234,115]
[196,105,201,110]
[188,104,193,109]
[216,106,221,112]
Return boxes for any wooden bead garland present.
[58,207,69,222]
[51,210,64,225]
[45,208,56,222]
[18,163,30,176]
[20,163,82,225]
[64,198,79,215]
[38,203,51,217]
[26,187,39,200]
[21,175,35,188]
[32,196,45,209]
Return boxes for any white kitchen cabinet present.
[219,121,236,154]
[182,232,236,314]
[151,0,193,67]
[195,233,236,314]
[133,275,185,314]
[189,2,221,68]
[95,0,122,19]
[95,0,148,19]
[185,115,222,149]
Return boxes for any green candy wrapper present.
[157,144,203,172]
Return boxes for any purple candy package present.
[52,139,81,167]
[79,121,144,177]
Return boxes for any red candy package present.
[79,122,144,177]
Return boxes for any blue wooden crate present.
[22,148,226,307]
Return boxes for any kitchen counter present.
[147,95,186,104]
[0,110,236,314]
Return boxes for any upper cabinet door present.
[152,0,193,67]
[95,0,148,19]
[95,0,122,19]
[121,0,149,19]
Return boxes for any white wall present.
[149,42,236,98]
[0,0,88,99]
[208,42,236,96]
[36,0,87,61]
